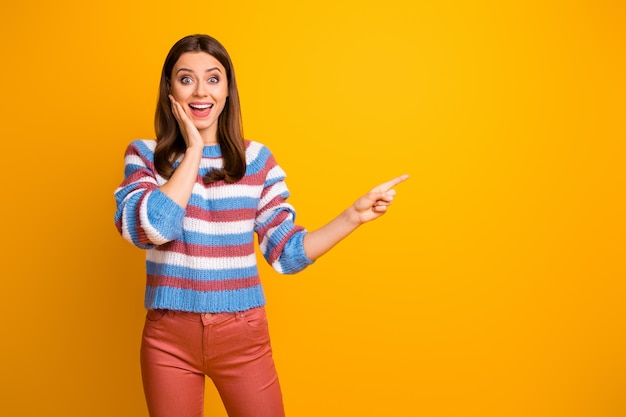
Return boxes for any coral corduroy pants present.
[140,306,285,417]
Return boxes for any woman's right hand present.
[159,95,205,208]
[169,94,204,149]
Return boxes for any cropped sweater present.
[114,139,313,313]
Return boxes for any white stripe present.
[125,154,147,167]
[120,189,144,243]
[183,217,255,235]
[266,165,286,181]
[258,222,285,254]
[271,259,285,274]
[129,176,158,186]
[120,213,134,244]
[147,250,257,271]
[139,193,169,245]
[140,139,157,150]
[199,159,224,169]
[258,226,271,254]
[191,183,263,200]
[257,202,295,225]
[258,181,288,205]
[246,141,264,162]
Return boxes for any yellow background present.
[1,1,624,416]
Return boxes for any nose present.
[194,81,208,97]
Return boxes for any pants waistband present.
[150,306,264,324]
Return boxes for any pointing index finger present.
[374,174,410,192]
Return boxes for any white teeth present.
[190,103,213,109]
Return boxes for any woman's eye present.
[208,76,219,84]
[180,76,193,84]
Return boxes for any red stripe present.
[186,206,257,222]
[134,193,151,244]
[126,145,157,171]
[257,195,285,219]
[267,225,305,264]
[147,275,261,292]
[234,168,267,185]
[155,240,255,258]
[256,206,290,236]
[125,168,156,185]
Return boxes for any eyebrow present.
[176,67,223,74]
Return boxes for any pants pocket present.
[145,309,167,322]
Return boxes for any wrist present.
[185,143,204,152]
[343,206,363,228]
[183,145,204,160]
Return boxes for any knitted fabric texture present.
[114,139,313,312]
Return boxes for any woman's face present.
[169,51,229,144]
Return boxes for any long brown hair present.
[154,34,246,184]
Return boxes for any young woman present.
[114,34,408,417]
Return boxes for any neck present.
[200,126,219,145]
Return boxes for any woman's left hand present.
[302,174,409,260]
[351,174,410,224]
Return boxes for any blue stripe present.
[265,176,287,189]
[274,230,313,274]
[147,261,259,281]
[117,191,157,249]
[201,144,221,158]
[145,285,266,313]
[180,229,254,246]
[120,191,143,246]
[188,194,259,211]
[147,190,186,240]
[246,145,272,175]
[114,180,145,206]
[124,162,147,177]
[256,204,296,228]
[132,140,156,161]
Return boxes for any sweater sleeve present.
[254,155,314,274]
[113,140,186,249]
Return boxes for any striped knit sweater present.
[114,139,313,313]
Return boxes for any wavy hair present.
[154,34,246,184]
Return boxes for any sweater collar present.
[202,144,222,158]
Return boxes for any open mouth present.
[189,103,214,117]
[189,103,214,110]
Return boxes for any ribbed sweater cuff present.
[280,231,314,274]
[147,189,186,240]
